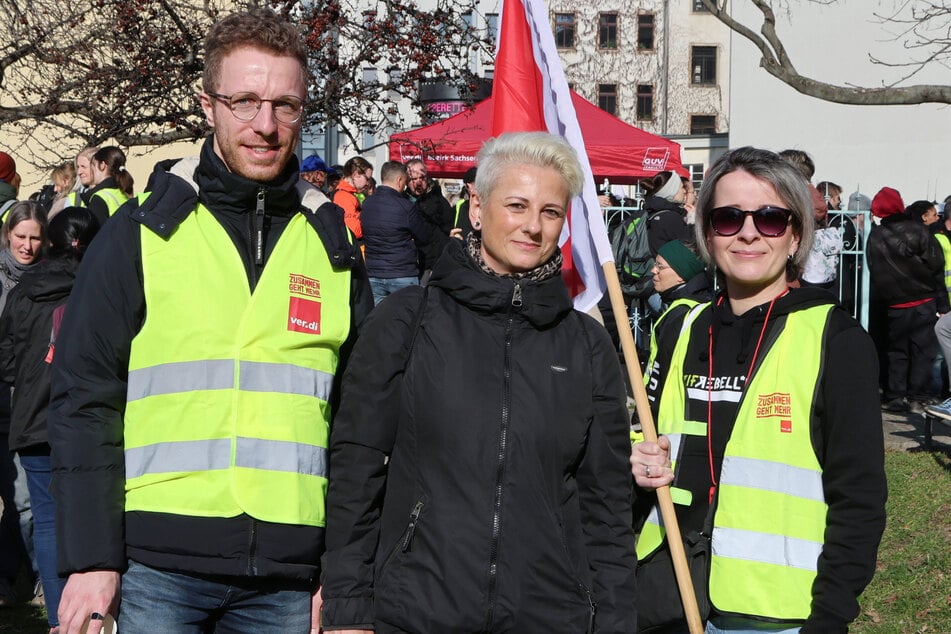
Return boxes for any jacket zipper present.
[484,282,521,630]
[401,501,424,552]
[254,188,266,267]
[582,585,597,634]
[246,516,258,575]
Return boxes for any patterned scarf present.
[465,233,562,283]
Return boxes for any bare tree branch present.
[700,0,951,105]
[0,0,487,168]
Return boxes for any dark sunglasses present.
[709,206,792,237]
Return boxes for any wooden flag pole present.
[602,262,705,634]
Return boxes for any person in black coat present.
[643,170,691,256]
[321,132,637,633]
[0,207,99,631]
[361,161,432,304]
[865,187,948,412]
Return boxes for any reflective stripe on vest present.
[708,304,832,620]
[127,359,334,402]
[934,233,951,302]
[92,188,129,216]
[124,202,351,527]
[126,437,328,480]
[636,303,707,560]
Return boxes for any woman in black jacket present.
[0,207,99,632]
[632,148,886,633]
[321,132,637,633]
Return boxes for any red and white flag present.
[491,0,614,312]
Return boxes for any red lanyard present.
[705,289,787,504]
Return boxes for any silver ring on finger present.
[645,465,652,477]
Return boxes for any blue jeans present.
[119,560,312,633]
[20,453,65,627]
[369,276,418,306]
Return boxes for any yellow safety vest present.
[934,233,951,303]
[123,202,351,527]
[64,191,85,208]
[637,302,832,621]
[92,188,129,216]
[632,298,701,445]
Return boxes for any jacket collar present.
[193,136,302,217]
[428,239,574,329]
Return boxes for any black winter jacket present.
[321,239,637,633]
[48,137,374,582]
[866,214,949,311]
[412,183,454,270]
[361,185,432,279]
[0,257,78,451]
[644,196,691,256]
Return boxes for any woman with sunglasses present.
[632,147,886,633]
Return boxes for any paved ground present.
[883,408,951,452]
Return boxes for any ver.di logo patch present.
[288,273,322,334]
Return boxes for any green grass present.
[1,450,948,633]
[853,449,951,633]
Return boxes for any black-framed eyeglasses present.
[709,205,792,237]
[207,91,305,124]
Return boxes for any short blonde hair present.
[474,132,584,203]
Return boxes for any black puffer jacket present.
[866,214,949,312]
[48,138,373,582]
[0,257,78,450]
[322,239,637,633]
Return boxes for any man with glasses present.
[405,159,453,280]
[48,9,372,633]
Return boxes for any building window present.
[636,85,653,120]
[693,0,711,12]
[637,14,654,50]
[486,13,499,46]
[683,163,705,191]
[599,13,618,49]
[555,13,576,49]
[691,46,717,84]
[690,115,717,134]
[598,84,617,115]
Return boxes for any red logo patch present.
[780,420,793,433]
[642,147,671,172]
[288,296,321,334]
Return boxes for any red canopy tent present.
[388,91,684,185]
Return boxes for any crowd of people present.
[0,6,941,634]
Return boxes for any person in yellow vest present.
[632,147,887,633]
[47,9,373,634]
[82,146,134,227]
[48,162,81,218]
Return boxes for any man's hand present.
[57,570,120,634]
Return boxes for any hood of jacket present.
[644,195,686,216]
[0,181,15,205]
[706,286,836,368]
[17,256,79,305]
[427,238,574,329]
